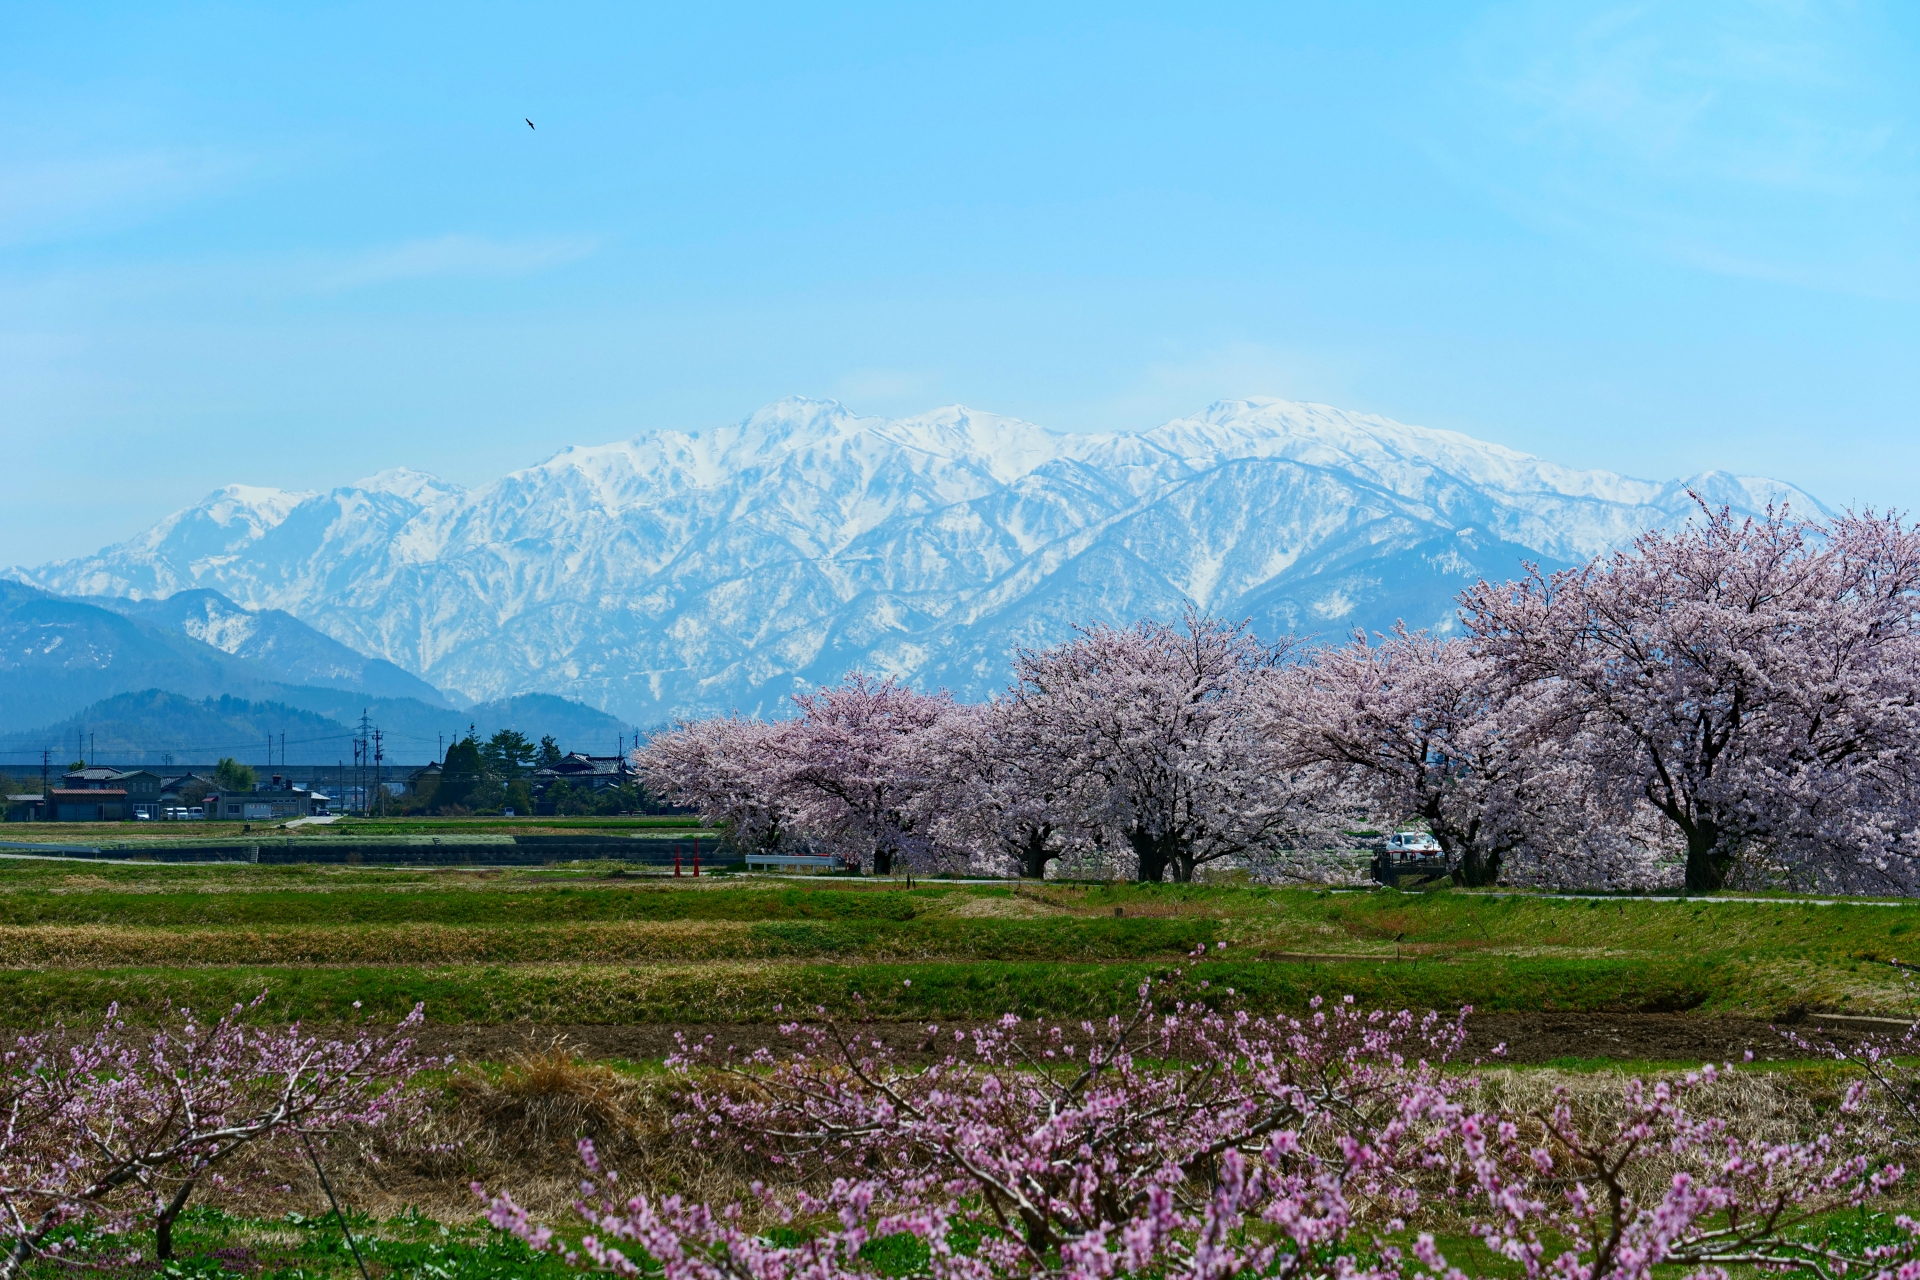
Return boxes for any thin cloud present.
[1435,0,1920,297]
[316,233,600,292]
[0,233,604,314]
[0,148,242,247]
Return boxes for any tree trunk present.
[1018,829,1053,880]
[155,1179,197,1260]
[1452,846,1503,888]
[1428,810,1500,889]
[873,848,893,876]
[1684,820,1730,892]
[1128,831,1173,882]
[1171,852,1195,883]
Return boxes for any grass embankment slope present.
[0,853,1911,1025]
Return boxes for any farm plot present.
[0,856,1913,1033]
[3,853,1916,1278]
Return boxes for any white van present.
[1384,832,1441,856]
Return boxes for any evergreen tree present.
[435,736,485,812]
[482,729,536,780]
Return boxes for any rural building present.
[49,766,134,820]
[531,752,635,793]
[30,767,217,821]
[109,769,168,819]
[62,766,127,790]
[205,774,333,821]
[47,787,129,821]
[159,773,214,806]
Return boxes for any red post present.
[674,846,682,877]
[693,836,701,877]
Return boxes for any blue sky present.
[4,1,1918,565]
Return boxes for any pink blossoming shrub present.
[0,997,437,1278]
[478,961,1920,1280]
[1455,1064,1909,1280]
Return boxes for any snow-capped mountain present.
[85,588,454,707]
[13,397,1824,722]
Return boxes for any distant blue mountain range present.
[0,580,636,767]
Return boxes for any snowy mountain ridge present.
[13,396,1823,722]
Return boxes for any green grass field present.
[0,849,1912,1025]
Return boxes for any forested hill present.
[0,689,636,769]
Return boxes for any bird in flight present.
[525,118,535,130]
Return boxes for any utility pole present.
[372,729,384,818]
[356,710,372,816]
[40,749,49,796]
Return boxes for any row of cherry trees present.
[640,502,1920,892]
[638,609,1301,883]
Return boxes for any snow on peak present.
[203,483,314,522]
[735,395,867,437]
[876,406,1071,483]
[350,467,465,506]
[135,484,314,550]
[20,393,1825,723]
[1666,470,1827,514]
[1146,398,1664,506]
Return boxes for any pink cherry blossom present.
[1461,500,1920,891]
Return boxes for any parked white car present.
[1383,832,1442,856]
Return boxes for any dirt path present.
[407,1011,1898,1067]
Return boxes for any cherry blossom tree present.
[1271,625,1583,887]
[1011,606,1310,882]
[636,715,798,856]
[638,676,961,872]
[0,999,435,1276]
[929,699,1080,879]
[780,673,959,874]
[1461,501,1920,891]
[1495,796,1684,892]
